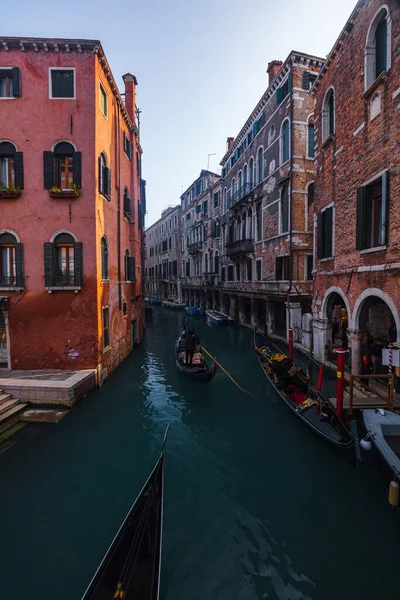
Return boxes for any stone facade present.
[312,0,400,371]
[0,37,145,377]
[144,205,182,300]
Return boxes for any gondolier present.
[184,326,199,366]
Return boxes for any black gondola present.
[176,329,216,383]
[253,342,354,453]
[81,430,167,600]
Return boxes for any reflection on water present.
[0,307,399,600]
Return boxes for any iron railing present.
[225,238,254,257]
[229,183,254,209]
[188,241,203,254]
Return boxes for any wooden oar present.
[200,345,255,397]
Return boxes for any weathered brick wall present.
[313,0,400,333]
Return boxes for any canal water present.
[0,308,399,600]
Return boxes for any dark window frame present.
[50,68,75,99]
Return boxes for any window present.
[276,256,290,280]
[236,263,240,281]
[214,190,220,208]
[228,265,234,281]
[317,206,333,259]
[257,147,264,183]
[50,68,75,99]
[221,266,226,282]
[280,186,289,233]
[280,120,290,164]
[256,260,261,281]
[98,153,111,198]
[125,250,136,282]
[356,172,388,250]
[123,188,132,219]
[101,237,108,280]
[307,120,315,158]
[204,253,208,274]
[365,8,391,90]
[44,233,83,288]
[102,307,110,348]
[122,301,127,317]
[247,260,252,281]
[0,232,23,287]
[0,142,23,190]
[322,88,335,142]
[268,126,275,146]
[99,83,108,117]
[215,218,221,238]
[169,237,172,250]
[214,252,219,274]
[306,255,313,280]
[253,112,265,137]
[249,158,254,188]
[302,72,317,90]
[44,142,81,192]
[223,188,227,213]
[276,76,290,104]
[256,203,262,241]
[0,67,20,98]
[124,132,132,160]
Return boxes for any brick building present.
[312,0,400,371]
[217,52,323,339]
[0,37,145,377]
[144,205,181,300]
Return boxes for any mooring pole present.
[388,343,393,375]
[317,364,324,391]
[288,328,294,361]
[336,348,345,420]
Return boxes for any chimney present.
[226,137,234,152]
[267,60,283,86]
[122,73,138,122]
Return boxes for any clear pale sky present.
[3,0,356,226]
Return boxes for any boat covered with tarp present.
[363,408,400,489]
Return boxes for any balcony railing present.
[188,241,203,254]
[229,183,254,209]
[225,238,254,257]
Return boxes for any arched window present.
[257,147,264,183]
[365,7,391,90]
[231,178,236,203]
[124,249,135,282]
[210,251,213,274]
[214,251,219,275]
[249,158,254,188]
[307,115,315,158]
[204,253,208,274]
[248,208,253,238]
[215,218,221,238]
[99,152,111,199]
[44,142,80,192]
[101,237,108,280]
[53,232,77,286]
[0,142,23,190]
[243,164,248,188]
[322,88,335,142]
[238,171,242,193]
[280,120,290,164]
[223,187,227,213]
[0,231,23,287]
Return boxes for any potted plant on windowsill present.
[48,184,81,198]
[0,185,22,199]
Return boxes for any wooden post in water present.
[336,348,345,420]
[288,328,294,361]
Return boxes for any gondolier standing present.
[185,327,199,365]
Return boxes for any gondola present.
[81,429,167,600]
[252,341,354,453]
[175,329,216,383]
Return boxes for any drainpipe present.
[117,99,122,311]
[287,58,294,330]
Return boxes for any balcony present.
[204,273,219,286]
[225,238,254,257]
[229,183,254,209]
[188,241,203,254]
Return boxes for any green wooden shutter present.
[43,151,54,188]
[106,168,111,196]
[379,171,389,246]
[73,151,82,187]
[375,17,388,78]
[74,242,83,287]
[14,152,24,188]
[356,187,365,250]
[325,207,333,257]
[317,212,324,258]
[302,71,310,90]
[12,67,21,97]
[276,86,283,105]
[44,242,55,287]
[127,256,136,282]
[15,243,24,287]
[329,93,335,135]
[308,124,314,158]
[98,157,102,193]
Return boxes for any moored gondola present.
[176,329,216,383]
[253,342,354,453]
[81,430,167,600]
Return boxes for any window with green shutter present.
[50,69,75,99]
[317,206,333,259]
[375,17,388,78]
[308,123,315,157]
[328,93,335,135]
[356,173,388,250]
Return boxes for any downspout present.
[117,99,122,311]
[287,58,294,329]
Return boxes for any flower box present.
[0,189,21,199]
[48,190,80,199]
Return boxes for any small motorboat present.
[162,298,186,309]
[150,298,161,305]
[185,306,203,316]
[363,408,400,492]
[205,309,234,326]
[253,343,354,453]
[175,329,216,383]
[81,429,167,599]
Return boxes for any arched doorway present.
[354,294,398,343]
[325,292,349,348]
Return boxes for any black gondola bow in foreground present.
[252,334,353,453]
[175,329,216,383]
[81,428,167,600]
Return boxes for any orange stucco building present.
[0,37,144,378]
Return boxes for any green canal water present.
[0,308,399,600]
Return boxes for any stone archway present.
[352,288,399,343]
[321,286,351,323]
